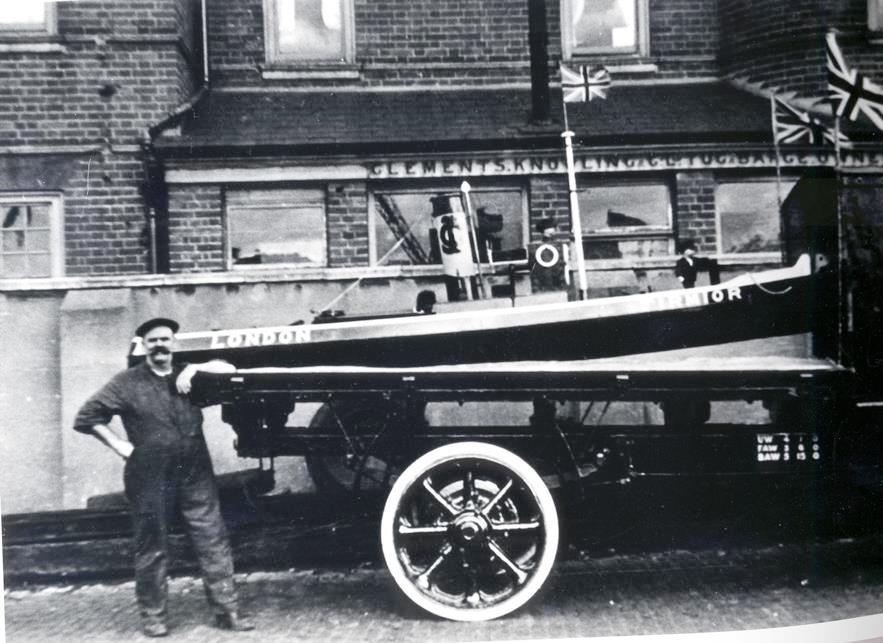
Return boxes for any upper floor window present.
[264,0,354,64]
[0,195,64,279]
[0,2,57,37]
[870,0,883,32]
[716,180,795,255]
[226,188,327,268]
[561,0,648,58]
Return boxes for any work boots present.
[214,611,256,631]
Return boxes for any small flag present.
[826,31,883,131]
[773,97,851,147]
[560,64,611,103]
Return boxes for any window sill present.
[565,56,657,76]
[260,64,361,80]
[0,41,65,54]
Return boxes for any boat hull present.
[140,256,833,369]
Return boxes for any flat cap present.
[135,317,180,337]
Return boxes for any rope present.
[318,209,432,314]
[749,272,793,296]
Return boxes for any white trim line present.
[166,165,369,184]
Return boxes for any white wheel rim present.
[380,442,558,621]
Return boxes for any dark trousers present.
[123,437,237,619]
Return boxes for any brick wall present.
[675,171,717,252]
[64,155,153,275]
[0,0,199,276]
[720,0,882,97]
[647,0,720,78]
[167,184,225,272]
[207,0,723,88]
[528,175,571,241]
[327,181,369,267]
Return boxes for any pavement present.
[5,538,883,642]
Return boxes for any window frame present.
[263,0,355,66]
[367,182,529,267]
[224,186,328,271]
[0,3,57,38]
[0,193,64,279]
[561,0,649,60]
[714,178,795,258]
[576,178,673,238]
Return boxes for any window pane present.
[2,230,26,252]
[571,0,637,51]
[28,229,50,252]
[2,205,24,229]
[277,0,344,60]
[2,254,28,278]
[718,182,794,253]
[373,190,524,266]
[27,253,51,277]
[27,204,51,229]
[0,4,46,28]
[228,191,326,267]
[577,184,671,233]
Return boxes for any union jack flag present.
[560,64,611,103]
[773,97,850,147]
[826,31,883,131]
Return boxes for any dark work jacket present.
[73,361,203,447]
[675,256,699,288]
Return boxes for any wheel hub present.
[451,511,490,545]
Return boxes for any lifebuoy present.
[535,243,560,268]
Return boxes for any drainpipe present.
[140,0,210,273]
[527,0,551,124]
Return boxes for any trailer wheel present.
[381,442,558,621]
[305,400,398,497]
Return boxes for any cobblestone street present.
[6,538,883,642]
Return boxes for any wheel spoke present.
[415,543,454,589]
[487,539,528,585]
[422,477,459,517]
[480,477,513,517]
[490,520,541,532]
[397,523,449,536]
[463,470,476,507]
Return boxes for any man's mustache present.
[149,346,171,355]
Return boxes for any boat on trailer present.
[131,254,834,368]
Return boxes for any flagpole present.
[562,123,588,300]
[769,94,786,266]
[833,115,846,365]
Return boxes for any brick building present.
[0,0,881,512]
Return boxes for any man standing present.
[73,317,254,637]
[675,240,699,288]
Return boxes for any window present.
[576,181,671,260]
[716,181,795,254]
[0,195,63,278]
[264,0,354,64]
[0,2,56,36]
[369,187,526,266]
[871,0,883,32]
[561,0,648,58]
[578,182,671,234]
[226,188,326,268]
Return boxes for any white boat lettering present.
[208,327,311,349]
